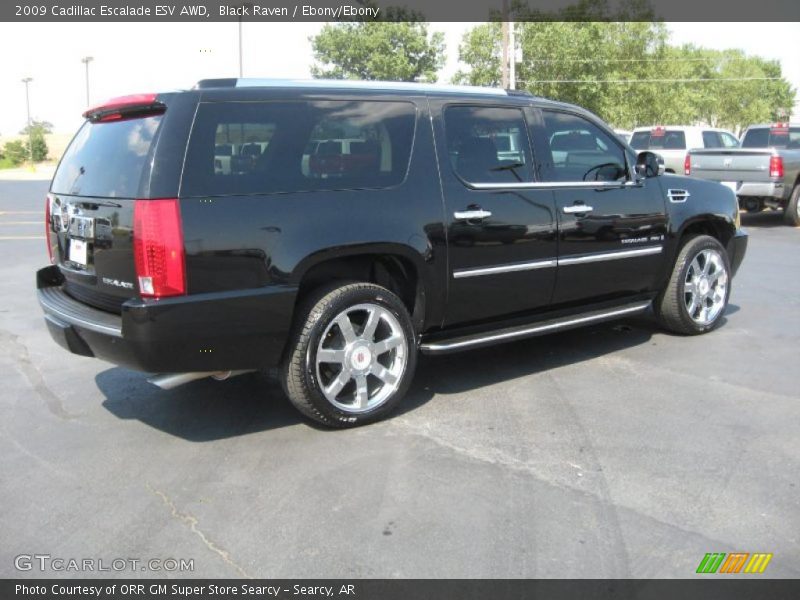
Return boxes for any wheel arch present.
[290,243,432,335]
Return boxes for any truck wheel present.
[656,235,731,335]
[743,197,763,213]
[282,282,417,427]
[785,185,800,226]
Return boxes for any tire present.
[784,185,800,226]
[281,282,417,428]
[743,197,763,213]
[656,235,731,335]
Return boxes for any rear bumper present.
[37,265,297,373]
[727,229,748,277]
[735,181,784,199]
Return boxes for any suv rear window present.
[630,130,686,150]
[183,100,416,197]
[741,127,800,149]
[51,115,163,198]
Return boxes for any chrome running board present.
[419,301,652,355]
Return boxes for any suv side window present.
[183,100,416,197]
[443,106,533,184]
[540,111,627,182]
[702,131,722,148]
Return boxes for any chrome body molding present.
[453,246,662,278]
[466,180,630,191]
[453,259,557,279]
[420,301,652,354]
[557,245,662,266]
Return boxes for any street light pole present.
[81,56,93,106]
[21,77,33,163]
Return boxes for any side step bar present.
[419,301,652,355]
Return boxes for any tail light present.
[684,154,691,176]
[44,194,54,264]
[133,198,185,298]
[769,155,783,179]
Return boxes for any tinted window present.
[702,131,721,148]
[443,106,533,184]
[183,100,416,196]
[540,111,627,182]
[630,129,687,151]
[742,127,800,149]
[52,115,162,198]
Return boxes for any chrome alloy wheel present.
[315,303,408,413]
[684,248,728,325]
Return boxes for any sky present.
[0,21,798,136]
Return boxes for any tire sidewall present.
[301,285,417,426]
[786,185,800,226]
[673,236,731,334]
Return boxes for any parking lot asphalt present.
[0,179,798,579]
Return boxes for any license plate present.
[721,181,738,193]
[69,238,87,266]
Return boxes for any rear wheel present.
[784,185,800,226]
[656,235,731,335]
[282,282,417,427]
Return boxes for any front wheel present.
[656,235,731,335]
[282,282,417,427]
[784,185,800,226]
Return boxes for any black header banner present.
[2,0,800,22]
[4,579,800,600]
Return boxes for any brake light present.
[133,198,185,298]
[83,93,163,122]
[684,154,691,176]
[769,155,783,179]
[44,194,54,264]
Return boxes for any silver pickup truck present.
[686,123,800,226]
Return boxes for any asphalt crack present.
[1,329,78,420]
[146,483,252,579]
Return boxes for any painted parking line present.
[0,221,41,225]
[0,211,41,215]
[0,236,44,240]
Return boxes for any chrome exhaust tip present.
[147,370,254,390]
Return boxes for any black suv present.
[38,79,748,426]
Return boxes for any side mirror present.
[635,151,665,178]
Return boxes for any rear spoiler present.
[82,93,165,123]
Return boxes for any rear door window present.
[51,115,163,198]
[182,100,416,196]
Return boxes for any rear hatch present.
[47,96,166,313]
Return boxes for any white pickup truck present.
[687,123,800,226]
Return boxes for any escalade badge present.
[102,277,134,289]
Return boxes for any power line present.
[516,77,782,84]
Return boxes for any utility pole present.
[501,1,509,89]
[21,77,33,163]
[508,21,516,90]
[81,56,93,106]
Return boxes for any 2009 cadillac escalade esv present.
[37,79,748,427]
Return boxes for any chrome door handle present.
[563,204,593,214]
[454,209,492,221]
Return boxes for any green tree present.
[2,140,28,166]
[454,0,795,131]
[310,21,445,82]
[30,129,49,162]
[20,120,53,136]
